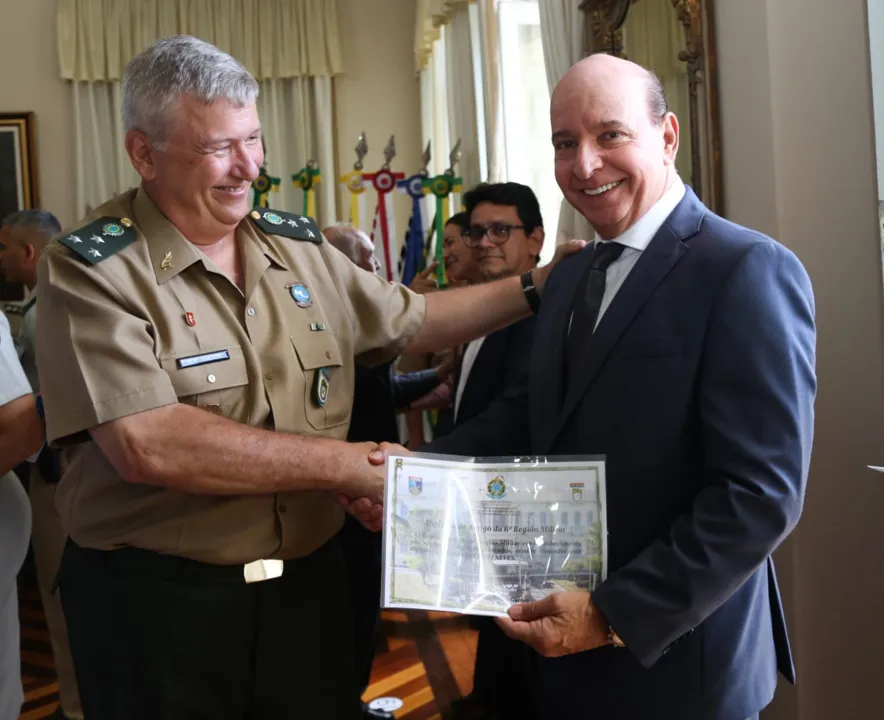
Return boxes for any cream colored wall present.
[0,0,76,226]
[333,0,422,251]
[715,0,884,718]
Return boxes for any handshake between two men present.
[335,441,408,533]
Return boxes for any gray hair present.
[323,224,372,265]
[1,209,61,238]
[646,70,669,126]
[122,35,259,146]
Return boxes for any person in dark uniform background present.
[428,182,544,720]
[325,223,452,719]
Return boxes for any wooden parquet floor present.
[17,578,61,719]
[17,575,477,720]
[365,611,478,719]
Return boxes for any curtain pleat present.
[58,0,343,81]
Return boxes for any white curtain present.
[445,5,481,200]
[72,82,139,214]
[475,0,504,183]
[58,0,343,82]
[71,77,336,224]
[254,77,336,224]
[420,33,452,178]
[538,0,593,246]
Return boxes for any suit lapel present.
[531,249,595,449]
[458,330,502,421]
[539,190,706,452]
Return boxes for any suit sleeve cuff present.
[591,579,684,669]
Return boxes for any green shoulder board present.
[249,209,322,244]
[58,216,137,265]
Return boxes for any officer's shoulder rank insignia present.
[249,208,322,245]
[59,216,137,265]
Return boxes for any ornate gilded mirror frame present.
[578,0,723,214]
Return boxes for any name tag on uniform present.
[176,349,231,369]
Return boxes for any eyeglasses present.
[461,223,526,248]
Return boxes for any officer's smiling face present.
[128,94,264,242]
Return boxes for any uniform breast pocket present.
[160,346,249,417]
[291,333,350,430]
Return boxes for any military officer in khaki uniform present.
[36,36,578,720]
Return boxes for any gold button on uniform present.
[36,187,427,565]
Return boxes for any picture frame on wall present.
[0,111,38,301]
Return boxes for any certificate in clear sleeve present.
[381,453,607,617]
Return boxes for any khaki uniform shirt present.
[36,187,425,564]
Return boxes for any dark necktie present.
[565,242,625,382]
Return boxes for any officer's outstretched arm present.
[402,240,585,355]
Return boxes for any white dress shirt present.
[570,177,686,335]
[0,311,33,720]
[454,337,486,422]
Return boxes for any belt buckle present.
[243,558,284,584]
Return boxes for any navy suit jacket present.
[429,188,816,720]
[430,314,536,442]
[456,315,536,428]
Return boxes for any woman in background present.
[402,212,480,446]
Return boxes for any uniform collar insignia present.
[58,216,137,265]
[248,209,323,244]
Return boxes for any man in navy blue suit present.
[417,54,816,719]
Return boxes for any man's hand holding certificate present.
[380,453,607,618]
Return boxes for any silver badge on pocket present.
[312,367,330,407]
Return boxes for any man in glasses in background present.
[428,182,544,719]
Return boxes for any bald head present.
[549,54,679,240]
[323,224,377,273]
[553,54,667,128]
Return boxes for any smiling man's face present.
[469,202,542,280]
[129,94,264,243]
[550,56,678,239]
